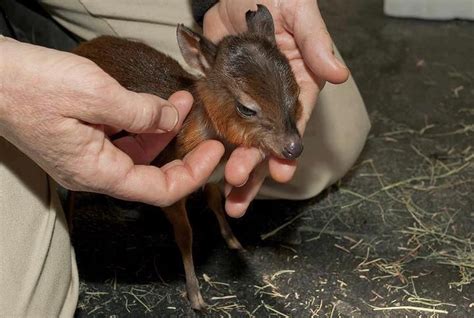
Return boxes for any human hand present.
[0,38,224,206]
[203,0,350,217]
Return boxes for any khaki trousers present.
[0,139,78,317]
[1,0,370,316]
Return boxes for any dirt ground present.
[73,1,473,317]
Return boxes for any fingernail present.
[159,105,179,132]
[236,176,249,188]
[334,57,348,70]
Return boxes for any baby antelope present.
[73,5,302,310]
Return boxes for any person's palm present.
[203,0,350,217]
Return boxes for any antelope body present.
[73,5,302,310]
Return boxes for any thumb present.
[290,1,349,84]
[77,85,191,133]
[112,91,194,164]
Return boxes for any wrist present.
[0,37,25,138]
[0,37,9,136]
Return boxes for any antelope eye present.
[236,102,257,118]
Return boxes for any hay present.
[256,119,473,316]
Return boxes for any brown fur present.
[71,5,302,311]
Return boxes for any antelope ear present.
[177,24,217,76]
[245,4,276,43]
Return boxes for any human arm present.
[0,37,224,206]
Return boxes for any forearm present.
[0,36,13,137]
[0,38,65,141]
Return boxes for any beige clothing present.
[0,138,78,318]
[1,0,370,316]
[39,0,197,66]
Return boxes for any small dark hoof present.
[190,298,208,312]
[189,291,208,312]
[225,236,245,251]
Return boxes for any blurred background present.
[384,0,474,20]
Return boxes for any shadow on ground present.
[73,0,473,317]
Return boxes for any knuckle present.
[128,96,160,131]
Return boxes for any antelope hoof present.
[224,234,245,251]
[189,290,207,311]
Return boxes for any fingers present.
[203,5,231,42]
[79,86,193,134]
[203,0,258,42]
[268,156,297,183]
[288,0,349,84]
[110,89,182,133]
[112,91,194,164]
[203,0,349,85]
[0,35,17,43]
[223,147,298,217]
[97,139,225,207]
[296,81,320,133]
[225,162,267,218]
[224,147,265,187]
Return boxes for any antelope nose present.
[283,138,303,160]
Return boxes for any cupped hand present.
[0,38,224,206]
[203,0,350,217]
